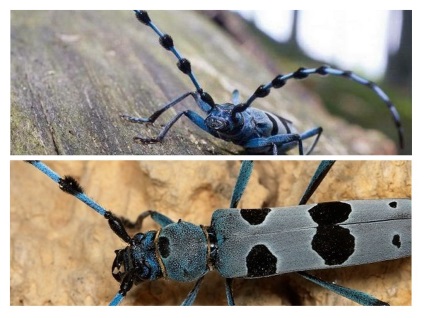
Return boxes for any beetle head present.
[112,231,162,288]
[205,103,243,134]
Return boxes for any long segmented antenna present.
[232,66,404,149]
[27,160,108,216]
[26,161,132,241]
[134,10,202,93]
[26,161,135,306]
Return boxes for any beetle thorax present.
[156,221,209,282]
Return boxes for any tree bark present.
[11,11,397,155]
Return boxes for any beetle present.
[121,10,404,155]
[11,161,410,306]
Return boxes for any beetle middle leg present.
[243,127,322,155]
[244,134,305,155]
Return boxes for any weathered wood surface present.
[11,161,411,305]
[11,11,397,155]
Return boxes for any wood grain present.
[11,11,397,155]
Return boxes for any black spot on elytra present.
[389,201,398,208]
[240,208,271,225]
[158,236,170,258]
[312,225,355,265]
[246,244,277,277]
[308,202,352,225]
[392,234,401,248]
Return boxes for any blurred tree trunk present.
[386,10,412,90]
[286,11,299,51]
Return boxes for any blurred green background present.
[203,10,412,154]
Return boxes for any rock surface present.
[11,160,411,305]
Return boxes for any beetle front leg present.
[133,109,216,144]
[121,91,197,125]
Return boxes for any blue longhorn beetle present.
[27,160,411,305]
[121,11,404,155]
